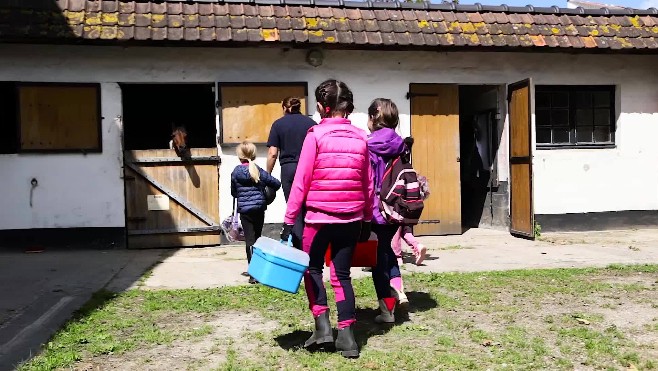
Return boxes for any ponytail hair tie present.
[325,106,331,114]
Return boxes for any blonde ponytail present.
[236,141,260,183]
[247,159,260,183]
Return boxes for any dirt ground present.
[55,267,658,371]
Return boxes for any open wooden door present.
[124,149,221,248]
[409,84,461,235]
[507,79,535,238]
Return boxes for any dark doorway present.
[459,85,503,229]
[121,84,216,150]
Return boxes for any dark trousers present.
[281,162,305,250]
[303,222,360,328]
[240,210,265,263]
[371,224,399,300]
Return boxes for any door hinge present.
[406,92,439,100]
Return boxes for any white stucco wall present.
[0,82,125,229]
[0,44,656,230]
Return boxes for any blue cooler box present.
[248,237,310,294]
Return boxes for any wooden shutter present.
[219,84,307,144]
[18,84,101,151]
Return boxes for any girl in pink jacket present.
[281,79,373,358]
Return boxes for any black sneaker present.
[241,271,250,277]
[249,276,258,284]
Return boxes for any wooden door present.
[123,148,221,248]
[508,79,535,238]
[410,84,461,235]
[219,84,307,144]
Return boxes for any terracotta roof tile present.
[567,35,584,48]
[374,9,389,21]
[348,19,364,32]
[337,30,353,43]
[352,31,367,44]
[279,29,293,42]
[168,27,183,40]
[184,3,198,15]
[258,5,274,18]
[429,11,445,22]
[275,17,291,30]
[167,2,182,15]
[216,15,230,28]
[214,4,228,16]
[415,10,429,22]
[199,3,213,16]
[1,0,657,52]
[317,7,332,18]
[216,27,231,41]
[377,20,393,33]
[332,8,346,19]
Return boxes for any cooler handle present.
[279,235,293,247]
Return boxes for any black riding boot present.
[303,311,334,348]
[335,324,359,358]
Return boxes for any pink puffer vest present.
[305,121,369,217]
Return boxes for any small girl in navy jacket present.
[231,141,281,284]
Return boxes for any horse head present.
[171,127,188,154]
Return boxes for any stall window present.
[535,85,615,148]
[219,83,307,144]
[17,83,102,152]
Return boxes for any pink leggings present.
[391,225,420,258]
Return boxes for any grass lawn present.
[19,264,658,371]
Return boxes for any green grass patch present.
[18,265,658,371]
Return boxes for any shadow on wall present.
[0,1,77,41]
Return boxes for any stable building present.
[0,0,657,249]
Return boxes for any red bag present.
[325,240,378,268]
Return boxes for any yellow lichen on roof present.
[589,29,599,36]
[418,20,430,28]
[261,28,279,41]
[64,11,84,25]
[305,17,318,28]
[551,27,560,34]
[629,16,641,28]
[102,13,118,24]
[461,22,475,33]
[100,26,118,39]
[85,13,102,26]
[309,30,323,37]
[448,21,460,31]
[120,13,135,26]
[152,14,166,23]
[324,35,336,42]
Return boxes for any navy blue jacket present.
[231,163,281,214]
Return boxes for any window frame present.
[535,85,616,150]
[216,82,309,145]
[16,82,103,154]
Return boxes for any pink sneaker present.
[414,244,427,265]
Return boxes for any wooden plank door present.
[507,79,535,238]
[410,84,461,235]
[124,148,221,248]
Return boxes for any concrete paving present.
[0,249,166,371]
[1,228,657,370]
[142,228,658,289]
